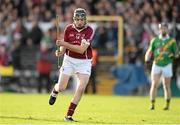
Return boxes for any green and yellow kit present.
[149,35,179,66]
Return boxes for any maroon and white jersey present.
[64,24,94,59]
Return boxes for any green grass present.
[0,93,180,124]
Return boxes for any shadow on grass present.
[0,115,62,123]
[0,115,118,124]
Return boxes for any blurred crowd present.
[0,0,180,92]
[1,0,180,66]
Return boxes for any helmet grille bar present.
[74,8,86,18]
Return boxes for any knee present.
[55,83,66,92]
[78,85,86,93]
[163,84,169,90]
[58,86,66,92]
[151,82,158,89]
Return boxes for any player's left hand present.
[56,39,65,46]
[175,52,180,58]
[169,53,174,59]
[81,39,90,46]
[169,52,180,59]
[55,50,64,57]
[144,60,152,71]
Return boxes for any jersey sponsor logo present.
[75,33,85,40]
[80,34,85,39]
[76,34,81,39]
[69,34,74,37]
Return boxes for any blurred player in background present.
[48,8,94,121]
[145,22,179,110]
[85,47,98,94]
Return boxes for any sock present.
[51,88,58,97]
[66,102,77,117]
[165,98,170,107]
[151,99,155,107]
[166,98,170,103]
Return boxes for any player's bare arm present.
[169,52,179,59]
[174,52,180,58]
[145,49,152,62]
[55,46,66,57]
[169,40,180,59]
[174,47,180,58]
[56,39,90,54]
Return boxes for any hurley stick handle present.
[56,15,61,68]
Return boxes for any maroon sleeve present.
[85,26,94,43]
[63,26,69,42]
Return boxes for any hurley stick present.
[56,15,60,68]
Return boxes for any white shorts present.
[151,63,173,78]
[60,54,92,76]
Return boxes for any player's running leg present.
[150,73,161,110]
[49,73,70,105]
[162,77,171,110]
[64,74,89,121]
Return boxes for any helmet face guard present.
[158,23,168,36]
[73,8,86,19]
[158,22,168,29]
[74,12,86,19]
[73,8,87,29]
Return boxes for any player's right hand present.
[55,50,63,57]
[144,60,152,71]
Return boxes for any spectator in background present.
[106,22,118,55]
[27,20,43,45]
[0,44,11,66]
[0,43,12,84]
[124,41,138,64]
[11,40,21,70]
[93,23,108,55]
[0,28,10,47]
[40,28,54,49]
[36,42,53,93]
[13,19,28,46]
[11,20,28,69]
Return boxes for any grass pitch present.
[0,93,180,124]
